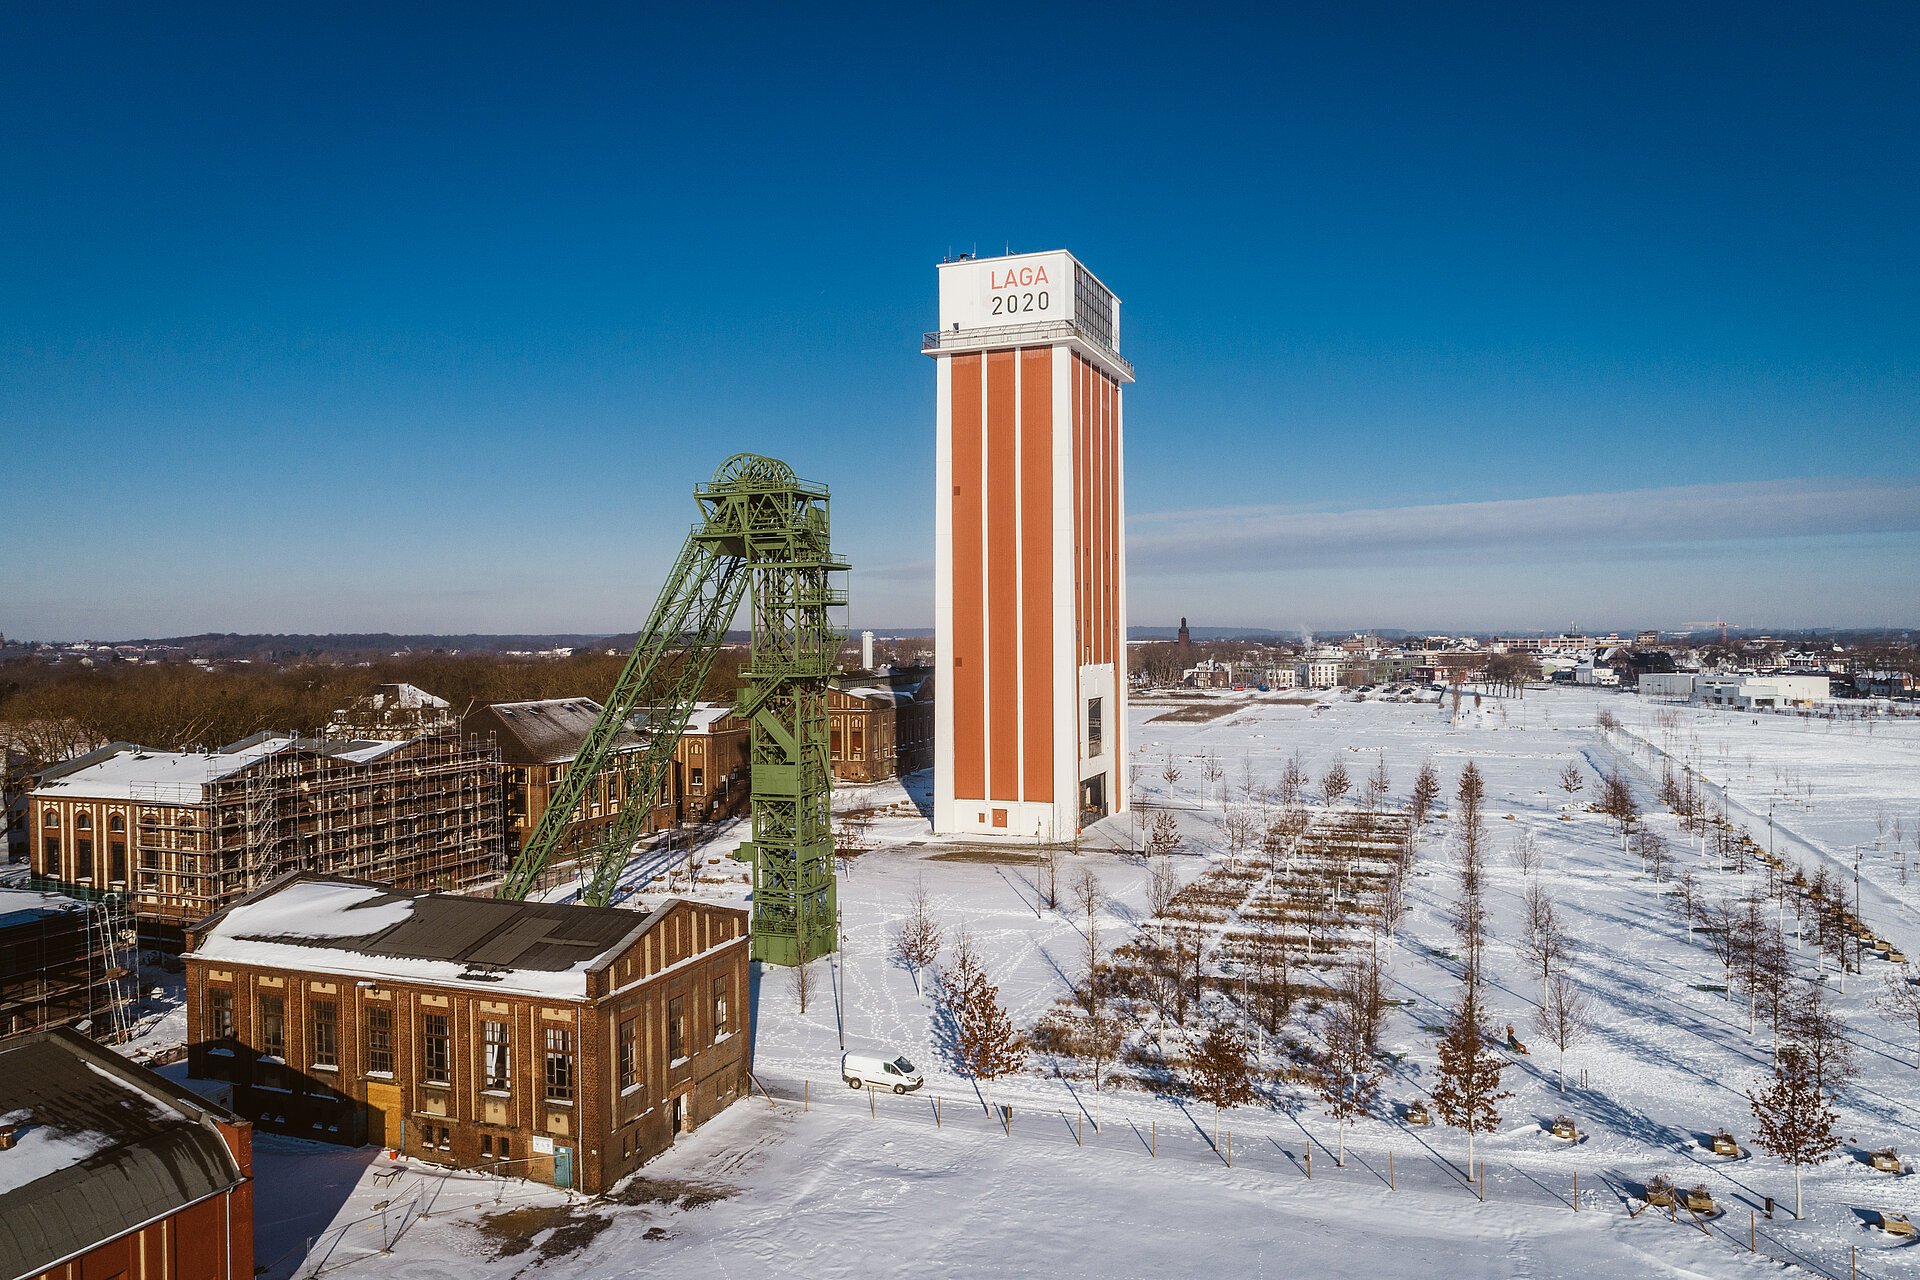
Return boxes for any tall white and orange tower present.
[925,250,1132,840]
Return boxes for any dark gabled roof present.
[464,698,640,766]
[194,874,666,977]
[0,1029,244,1280]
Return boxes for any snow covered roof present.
[31,736,410,804]
[469,698,639,766]
[31,738,296,803]
[188,876,678,999]
[0,887,94,931]
[679,702,740,734]
[0,1029,244,1280]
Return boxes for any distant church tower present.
[927,250,1131,840]
[1177,616,1190,647]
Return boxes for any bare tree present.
[1201,750,1225,805]
[1321,761,1352,809]
[788,959,818,1013]
[1875,964,1920,1069]
[1077,1008,1123,1127]
[1318,1000,1383,1165]
[1410,759,1441,830]
[1747,1044,1839,1220]
[1509,828,1539,877]
[1431,981,1512,1173]
[1558,760,1585,801]
[1785,983,1857,1098]
[1146,809,1184,858]
[1363,753,1391,813]
[890,876,943,993]
[1161,751,1184,787]
[1223,804,1260,859]
[1237,754,1259,808]
[1071,866,1105,1016]
[1278,751,1309,807]
[1519,880,1570,988]
[1036,836,1061,910]
[1636,828,1672,883]
[1187,1024,1255,1151]
[1531,971,1592,1092]
[1147,854,1179,916]
[1699,897,1743,994]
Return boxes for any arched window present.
[109,815,125,832]
[42,810,59,828]
[75,812,92,831]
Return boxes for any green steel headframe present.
[495,454,847,967]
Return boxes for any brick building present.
[1,886,131,1041]
[463,699,750,860]
[1,1027,254,1280]
[27,732,505,949]
[827,678,932,783]
[183,875,750,1195]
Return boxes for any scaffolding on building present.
[0,889,131,1043]
[109,730,506,943]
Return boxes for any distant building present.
[828,677,933,783]
[325,682,456,741]
[0,1026,254,1280]
[1294,652,1344,689]
[461,699,749,861]
[1694,675,1829,709]
[1637,672,1697,698]
[27,733,504,950]
[1177,617,1190,647]
[184,875,750,1195]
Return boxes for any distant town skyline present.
[4,6,1915,639]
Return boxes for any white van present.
[843,1051,924,1093]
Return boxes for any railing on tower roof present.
[921,317,1133,380]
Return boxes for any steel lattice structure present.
[496,454,846,966]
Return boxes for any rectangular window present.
[829,726,842,758]
[210,988,234,1040]
[850,727,863,758]
[712,975,729,1037]
[483,1020,510,1091]
[259,994,285,1059]
[74,838,94,879]
[1087,697,1104,758]
[421,1013,450,1083]
[365,1005,393,1074]
[618,1017,638,1091]
[109,840,127,882]
[689,767,704,792]
[42,836,59,868]
[667,996,686,1062]
[312,1000,339,1068]
[544,1027,574,1101]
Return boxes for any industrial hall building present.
[1,1027,255,1280]
[826,674,933,784]
[26,731,506,949]
[461,698,750,861]
[182,875,751,1195]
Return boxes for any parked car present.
[843,1051,924,1093]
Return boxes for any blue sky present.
[3,4,1915,640]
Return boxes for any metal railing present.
[921,318,1134,378]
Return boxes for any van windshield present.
[893,1056,915,1073]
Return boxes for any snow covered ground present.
[133,686,1920,1278]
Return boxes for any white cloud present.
[1127,476,1920,571]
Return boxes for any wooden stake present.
[804,1080,809,1112]
[1750,1209,1755,1251]
[1307,1147,1312,1179]
[869,1087,875,1118]
[1390,1150,1394,1190]
[1077,1115,1082,1147]
[1151,1121,1155,1157]
[1227,1130,1232,1168]
[1573,1171,1578,1211]
[1479,1161,1485,1202]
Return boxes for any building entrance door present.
[365,1081,401,1150]
[554,1146,572,1189]
[1079,774,1107,826]
[668,1094,683,1138]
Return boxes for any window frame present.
[311,999,339,1069]
[420,1012,451,1084]
[364,1004,394,1075]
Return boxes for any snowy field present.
[143,685,1920,1279]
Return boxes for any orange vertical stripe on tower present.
[1019,348,1054,803]
[985,350,1020,803]
[1105,370,1118,665]
[951,353,986,801]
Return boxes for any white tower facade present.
[923,250,1132,840]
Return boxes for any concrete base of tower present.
[935,786,1127,843]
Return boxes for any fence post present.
[1573,1171,1578,1211]
[1307,1147,1312,1180]
[1479,1162,1484,1202]
[1227,1130,1232,1168]
[805,1080,809,1112]
[869,1086,875,1118]
[936,1095,941,1127]
[1749,1209,1755,1251]
[1389,1150,1394,1190]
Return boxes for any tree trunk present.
[1558,1047,1566,1093]
[1793,1166,1803,1220]
[1338,1117,1346,1166]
